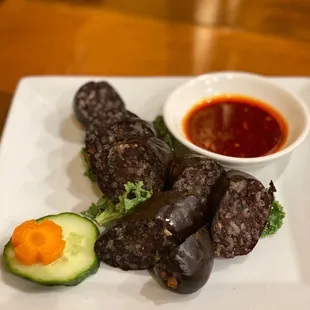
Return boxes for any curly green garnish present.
[81,181,153,226]
[261,200,285,238]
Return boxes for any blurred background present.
[1,0,310,135]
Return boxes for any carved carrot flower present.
[11,219,66,265]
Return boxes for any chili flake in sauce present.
[183,95,288,158]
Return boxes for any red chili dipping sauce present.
[183,96,288,158]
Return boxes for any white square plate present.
[0,76,310,310]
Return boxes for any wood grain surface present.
[1,0,310,135]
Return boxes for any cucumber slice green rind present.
[3,242,100,286]
[3,212,100,287]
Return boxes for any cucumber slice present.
[3,212,100,286]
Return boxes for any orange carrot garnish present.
[11,219,66,266]
[14,243,37,265]
[11,220,37,248]
[167,277,178,290]
[39,220,63,238]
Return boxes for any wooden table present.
[1,0,310,136]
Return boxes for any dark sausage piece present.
[73,81,126,127]
[153,227,214,294]
[169,154,226,220]
[94,191,209,270]
[91,137,174,201]
[170,154,225,197]
[86,117,155,156]
[211,170,276,258]
[85,110,139,153]
[89,110,139,133]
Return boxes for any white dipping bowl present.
[163,71,310,170]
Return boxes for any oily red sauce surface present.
[183,96,288,158]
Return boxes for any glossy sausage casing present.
[94,191,210,270]
[125,190,208,243]
[153,226,214,294]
